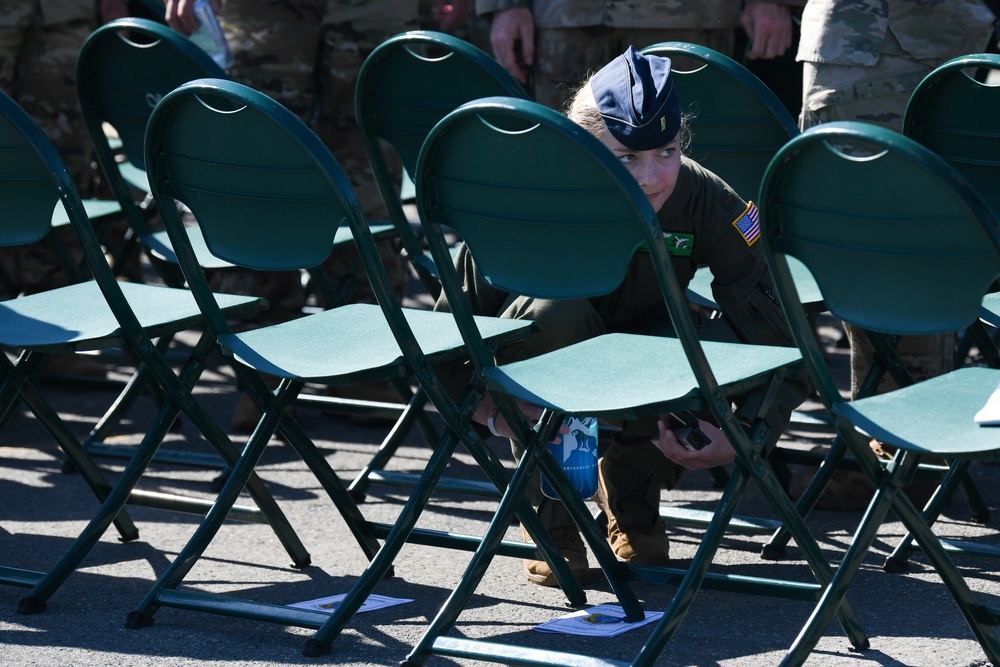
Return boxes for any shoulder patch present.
[637,231,695,256]
[662,232,694,256]
[731,201,760,247]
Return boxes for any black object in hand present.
[665,411,711,451]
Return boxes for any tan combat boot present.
[520,523,591,587]
[595,457,670,565]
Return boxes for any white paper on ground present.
[533,604,664,637]
[288,593,413,614]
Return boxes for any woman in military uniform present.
[436,47,809,587]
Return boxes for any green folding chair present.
[355,29,530,301]
[625,41,816,532]
[75,17,405,465]
[866,52,1000,569]
[760,59,1000,557]
[0,88,311,612]
[349,29,530,499]
[639,41,819,313]
[124,79,577,655]
[651,43,995,560]
[905,52,1000,368]
[400,96,869,667]
[76,17,232,288]
[757,120,1000,666]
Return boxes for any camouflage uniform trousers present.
[215,2,407,319]
[0,0,95,193]
[532,26,735,110]
[0,1,103,296]
[312,19,416,306]
[800,29,957,392]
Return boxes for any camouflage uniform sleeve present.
[475,0,531,16]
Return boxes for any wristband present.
[487,405,502,437]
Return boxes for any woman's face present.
[597,129,681,213]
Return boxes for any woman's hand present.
[653,418,735,470]
[474,395,568,441]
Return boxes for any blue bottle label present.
[541,416,599,500]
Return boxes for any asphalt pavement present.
[2,302,999,667]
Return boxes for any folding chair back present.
[76,17,232,277]
[762,121,998,342]
[904,53,1000,365]
[642,41,798,201]
[639,42,818,313]
[420,101,647,302]
[144,79,350,323]
[0,110,61,247]
[904,53,1000,218]
[355,30,529,294]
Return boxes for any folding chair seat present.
[757,120,1000,666]
[0,88,313,613]
[123,78,576,656]
[398,96,868,667]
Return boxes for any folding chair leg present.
[80,335,223,470]
[402,435,640,667]
[347,387,433,500]
[884,459,993,572]
[532,446,641,615]
[305,427,468,655]
[126,378,385,628]
[445,420,590,605]
[632,469,753,665]
[18,351,312,612]
[127,387,307,627]
[762,436,850,560]
[16,380,139,542]
[274,405,384,562]
[784,478,1000,666]
[957,467,991,524]
[402,447,553,667]
[740,445,870,652]
[889,490,1000,662]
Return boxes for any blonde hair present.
[565,79,691,151]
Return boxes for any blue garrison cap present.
[591,46,680,151]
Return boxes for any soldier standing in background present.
[476,0,804,110]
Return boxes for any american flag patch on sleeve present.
[731,201,760,246]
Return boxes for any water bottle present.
[540,416,599,500]
[188,0,234,70]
